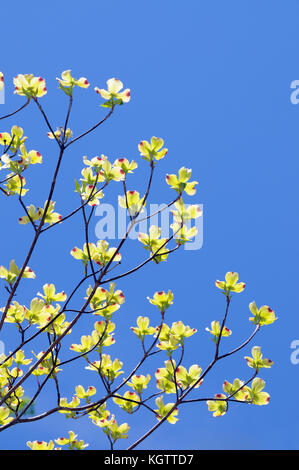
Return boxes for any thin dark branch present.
[33,98,62,148]
[64,106,114,148]
[0,99,30,121]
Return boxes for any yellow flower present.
[95,78,130,104]
[27,440,55,450]
[249,302,277,326]
[148,290,174,312]
[118,190,145,215]
[138,137,168,162]
[207,394,228,417]
[0,72,4,92]
[57,70,89,95]
[166,167,198,196]
[0,406,13,425]
[13,74,47,98]
[155,396,178,424]
[215,271,245,294]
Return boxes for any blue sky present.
[0,0,298,450]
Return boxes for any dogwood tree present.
[0,71,277,450]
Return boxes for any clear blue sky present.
[0,0,298,450]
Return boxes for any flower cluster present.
[0,260,35,286]
[14,74,47,98]
[31,350,62,377]
[27,431,89,450]
[0,350,33,422]
[54,431,89,450]
[155,360,202,394]
[4,174,28,196]
[170,198,201,245]
[0,70,277,451]
[156,321,197,353]
[0,126,44,199]
[3,283,69,337]
[86,354,123,382]
[47,127,73,143]
[70,320,116,353]
[19,201,61,226]
[92,414,130,442]
[138,225,170,263]
[113,391,140,413]
[71,241,121,268]
[85,283,125,316]
[76,155,127,207]
[207,377,270,417]
[0,126,27,153]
